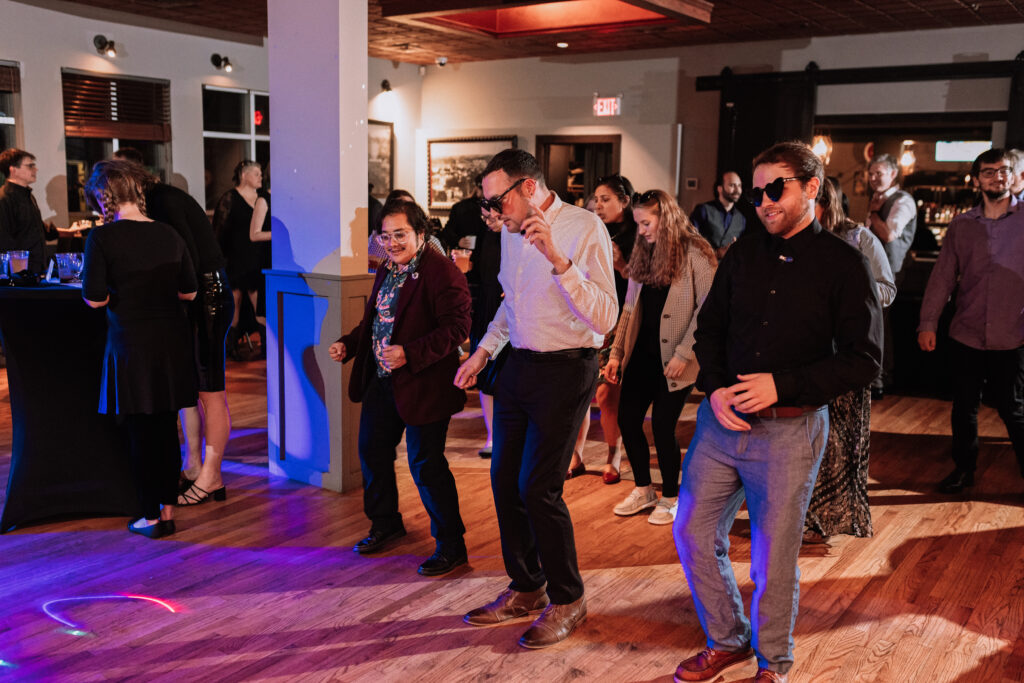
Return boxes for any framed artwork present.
[427,135,517,209]
[368,119,394,199]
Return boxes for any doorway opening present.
[536,134,621,206]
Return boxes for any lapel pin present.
[411,272,419,279]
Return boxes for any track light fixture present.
[211,54,233,73]
[381,79,392,92]
[93,35,117,58]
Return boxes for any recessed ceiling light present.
[556,42,569,48]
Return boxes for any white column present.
[265,0,373,491]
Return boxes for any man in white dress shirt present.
[455,149,617,648]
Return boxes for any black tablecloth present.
[0,283,138,532]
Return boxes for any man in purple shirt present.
[918,148,1024,493]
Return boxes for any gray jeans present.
[674,399,828,674]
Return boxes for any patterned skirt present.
[804,386,873,538]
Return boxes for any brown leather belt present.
[753,405,820,419]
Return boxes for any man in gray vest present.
[690,170,745,259]
[865,153,916,398]
[866,153,916,278]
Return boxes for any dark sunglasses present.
[747,176,807,207]
[479,177,527,214]
[631,190,658,206]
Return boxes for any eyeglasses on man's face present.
[376,230,413,246]
[479,177,527,214]
[748,176,807,207]
[977,166,1013,179]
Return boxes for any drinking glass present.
[9,250,28,274]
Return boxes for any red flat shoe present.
[602,469,620,485]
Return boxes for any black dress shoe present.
[127,519,176,539]
[417,548,468,576]
[938,469,974,493]
[870,387,885,401]
[353,526,407,554]
[478,446,492,459]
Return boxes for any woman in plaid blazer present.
[603,190,717,525]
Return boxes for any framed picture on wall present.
[427,135,517,209]
[368,119,394,199]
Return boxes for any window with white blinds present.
[61,70,171,141]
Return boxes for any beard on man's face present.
[982,188,1009,201]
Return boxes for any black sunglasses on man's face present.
[747,176,807,207]
[479,177,527,214]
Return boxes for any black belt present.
[510,347,595,361]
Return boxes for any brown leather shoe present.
[674,646,754,681]
[463,587,549,626]
[518,595,586,648]
[747,668,788,683]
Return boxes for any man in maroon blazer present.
[331,200,472,576]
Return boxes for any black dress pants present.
[491,347,598,605]
[617,352,693,498]
[123,412,181,520]
[358,374,465,551]
[950,340,1024,475]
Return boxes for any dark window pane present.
[256,140,270,188]
[118,140,170,183]
[254,94,269,136]
[65,137,114,213]
[202,88,248,134]
[204,137,247,209]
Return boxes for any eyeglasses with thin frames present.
[748,176,807,207]
[479,177,527,214]
[977,166,1013,179]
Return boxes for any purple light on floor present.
[42,594,179,631]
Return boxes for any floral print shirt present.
[371,246,423,376]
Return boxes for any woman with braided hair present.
[82,160,198,539]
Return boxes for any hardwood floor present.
[1,362,1022,682]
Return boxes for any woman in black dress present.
[113,147,234,505]
[214,160,268,359]
[82,160,198,539]
[567,174,637,484]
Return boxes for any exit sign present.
[593,95,621,117]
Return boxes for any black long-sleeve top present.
[0,181,46,273]
[694,220,883,407]
[145,183,226,276]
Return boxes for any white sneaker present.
[648,497,677,525]
[613,487,658,516]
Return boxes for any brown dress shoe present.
[518,595,586,649]
[463,587,549,626]
[748,668,788,682]
[674,646,754,681]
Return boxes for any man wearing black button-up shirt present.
[0,148,47,274]
[672,142,882,683]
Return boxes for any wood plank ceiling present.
[56,0,1024,64]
